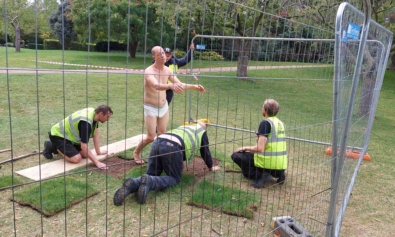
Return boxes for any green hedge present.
[194,50,224,61]
[174,49,224,61]
[44,39,62,50]
[28,43,44,50]
[95,41,127,52]
[174,49,187,58]
[69,42,96,51]
[4,42,14,47]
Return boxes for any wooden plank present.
[15,135,142,181]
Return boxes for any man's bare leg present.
[57,149,82,163]
[133,116,159,164]
[133,136,149,164]
[157,110,169,135]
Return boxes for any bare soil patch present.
[91,156,221,180]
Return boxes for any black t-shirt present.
[199,132,213,169]
[78,121,97,143]
[257,120,271,137]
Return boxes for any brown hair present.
[263,99,279,117]
[95,105,113,115]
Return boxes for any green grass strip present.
[11,177,99,217]
[188,180,259,219]
[0,175,23,190]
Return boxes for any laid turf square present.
[188,180,259,219]
[11,177,99,217]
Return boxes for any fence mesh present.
[0,0,392,236]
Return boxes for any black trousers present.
[231,152,285,182]
[166,89,174,105]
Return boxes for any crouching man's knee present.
[231,152,241,162]
[65,154,82,163]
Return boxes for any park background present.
[1,0,395,236]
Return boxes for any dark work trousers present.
[145,137,184,191]
[231,152,263,181]
[231,152,286,183]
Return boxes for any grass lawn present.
[340,70,395,236]
[0,49,393,236]
[0,47,322,70]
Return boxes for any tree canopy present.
[70,0,174,58]
[0,0,58,51]
[49,0,76,49]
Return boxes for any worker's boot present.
[43,140,55,159]
[251,173,273,189]
[137,174,152,204]
[277,173,286,185]
[113,178,139,206]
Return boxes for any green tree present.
[291,0,394,116]
[29,0,59,44]
[71,0,171,58]
[160,0,277,77]
[226,0,273,77]
[49,0,76,49]
[0,0,58,50]
[0,0,30,52]
[384,7,395,70]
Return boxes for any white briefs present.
[144,102,168,118]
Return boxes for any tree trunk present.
[128,40,139,58]
[389,52,395,70]
[358,48,377,116]
[237,40,251,78]
[358,64,376,116]
[340,43,378,116]
[14,25,21,52]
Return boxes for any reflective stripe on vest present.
[254,117,287,170]
[169,124,205,166]
[51,108,95,144]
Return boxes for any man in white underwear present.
[133,46,205,164]
[143,102,168,118]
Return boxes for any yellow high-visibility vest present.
[167,64,179,84]
[169,123,205,166]
[254,117,287,170]
[51,108,96,144]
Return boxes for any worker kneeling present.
[113,122,220,205]
[231,99,287,188]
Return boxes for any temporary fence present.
[0,0,392,236]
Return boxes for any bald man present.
[133,46,205,164]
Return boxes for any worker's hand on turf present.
[96,161,108,170]
[210,165,220,171]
